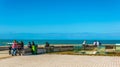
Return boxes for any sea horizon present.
[0,39,120,46]
[0,33,120,40]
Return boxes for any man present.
[28,42,32,54]
[97,41,100,47]
[93,41,97,47]
[82,40,86,50]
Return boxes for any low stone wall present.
[0,46,9,51]
[0,45,74,54]
[24,46,74,54]
[53,46,74,52]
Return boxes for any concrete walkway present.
[0,50,12,59]
[0,54,120,67]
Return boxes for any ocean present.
[0,39,120,46]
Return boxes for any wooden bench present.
[53,46,74,52]
[105,45,116,53]
[83,45,95,50]
[0,46,9,51]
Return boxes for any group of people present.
[9,40,24,56]
[27,41,38,55]
[93,41,102,47]
[9,40,102,56]
[9,40,38,56]
[82,40,102,47]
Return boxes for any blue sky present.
[0,0,120,39]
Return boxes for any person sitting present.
[45,42,50,53]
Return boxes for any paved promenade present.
[0,50,11,59]
[0,54,120,67]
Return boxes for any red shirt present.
[12,43,18,49]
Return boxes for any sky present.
[0,0,120,39]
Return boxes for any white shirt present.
[93,42,96,45]
[97,41,99,46]
[82,41,86,45]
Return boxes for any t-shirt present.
[93,42,97,45]
[82,41,86,45]
[12,43,18,49]
[28,44,32,48]
[32,45,35,51]
[97,42,100,46]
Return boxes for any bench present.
[83,45,95,50]
[105,45,116,53]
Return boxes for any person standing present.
[28,42,32,48]
[9,45,12,55]
[17,42,21,56]
[82,40,86,50]
[17,41,24,56]
[45,42,50,53]
[97,41,100,47]
[28,42,32,54]
[82,40,86,45]
[20,41,24,55]
[93,41,97,47]
[35,44,38,54]
[20,41,24,49]
[97,41,102,51]
[32,41,37,55]
[11,40,18,56]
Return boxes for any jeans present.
[12,48,17,56]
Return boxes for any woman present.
[11,40,18,56]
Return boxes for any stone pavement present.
[0,50,11,59]
[0,54,120,67]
